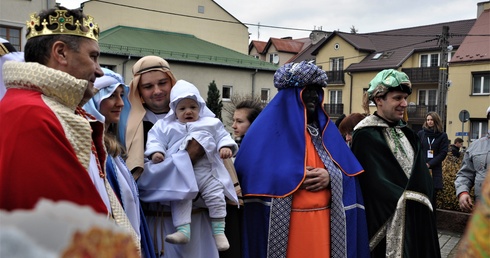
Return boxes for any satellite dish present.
[272,55,280,64]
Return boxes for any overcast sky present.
[58,0,483,40]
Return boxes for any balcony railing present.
[407,104,437,119]
[326,70,345,84]
[401,67,439,83]
[324,103,344,117]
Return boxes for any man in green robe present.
[351,69,441,258]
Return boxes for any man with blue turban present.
[235,61,370,258]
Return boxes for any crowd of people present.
[1,5,489,258]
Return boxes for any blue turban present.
[273,60,328,90]
[236,61,362,197]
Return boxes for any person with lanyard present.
[84,68,156,257]
[235,61,370,258]
[0,6,140,252]
[0,37,24,101]
[417,111,449,206]
[351,69,441,257]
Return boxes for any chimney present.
[309,30,329,45]
[477,1,490,18]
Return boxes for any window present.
[269,53,279,64]
[222,85,232,100]
[101,64,116,71]
[0,25,22,51]
[372,53,383,60]
[472,73,490,94]
[470,119,488,141]
[330,57,343,71]
[260,88,270,103]
[327,90,342,115]
[418,89,438,111]
[329,90,342,104]
[420,53,439,67]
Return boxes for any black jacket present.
[417,128,449,189]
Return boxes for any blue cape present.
[235,86,364,197]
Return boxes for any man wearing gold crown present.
[0,6,141,254]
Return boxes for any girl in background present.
[232,100,263,147]
[220,99,263,258]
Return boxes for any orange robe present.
[287,134,331,257]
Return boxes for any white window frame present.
[420,53,440,67]
[0,25,22,51]
[222,85,232,101]
[472,73,490,95]
[260,88,270,103]
[329,90,342,104]
[417,89,438,106]
[329,57,343,71]
[269,53,279,64]
[470,120,488,141]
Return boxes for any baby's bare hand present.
[220,147,233,159]
[152,152,165,163]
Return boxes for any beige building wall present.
[0,0,56,51]
[82,0,249,54]
[400,52,439,111]
[261,44,294,66]
[446,62,490,145]
[349,72,381,114]
[98,56,275,129]
[249,47,265,61]
[315,35,368,114]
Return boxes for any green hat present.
[367,69,412,100]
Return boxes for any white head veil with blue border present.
[83,67,125,122]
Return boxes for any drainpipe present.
[122,55,131,82]
[251,69,258,96]
[348,72,353,114]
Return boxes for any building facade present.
[304,2,489,146]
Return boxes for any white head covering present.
[83,67,125,122]
[0,37,24,101]
[164,80,215,122]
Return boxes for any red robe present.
[0,89,107,214]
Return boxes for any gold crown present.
[26,10,99,41]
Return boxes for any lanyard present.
[427,137,435,150]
